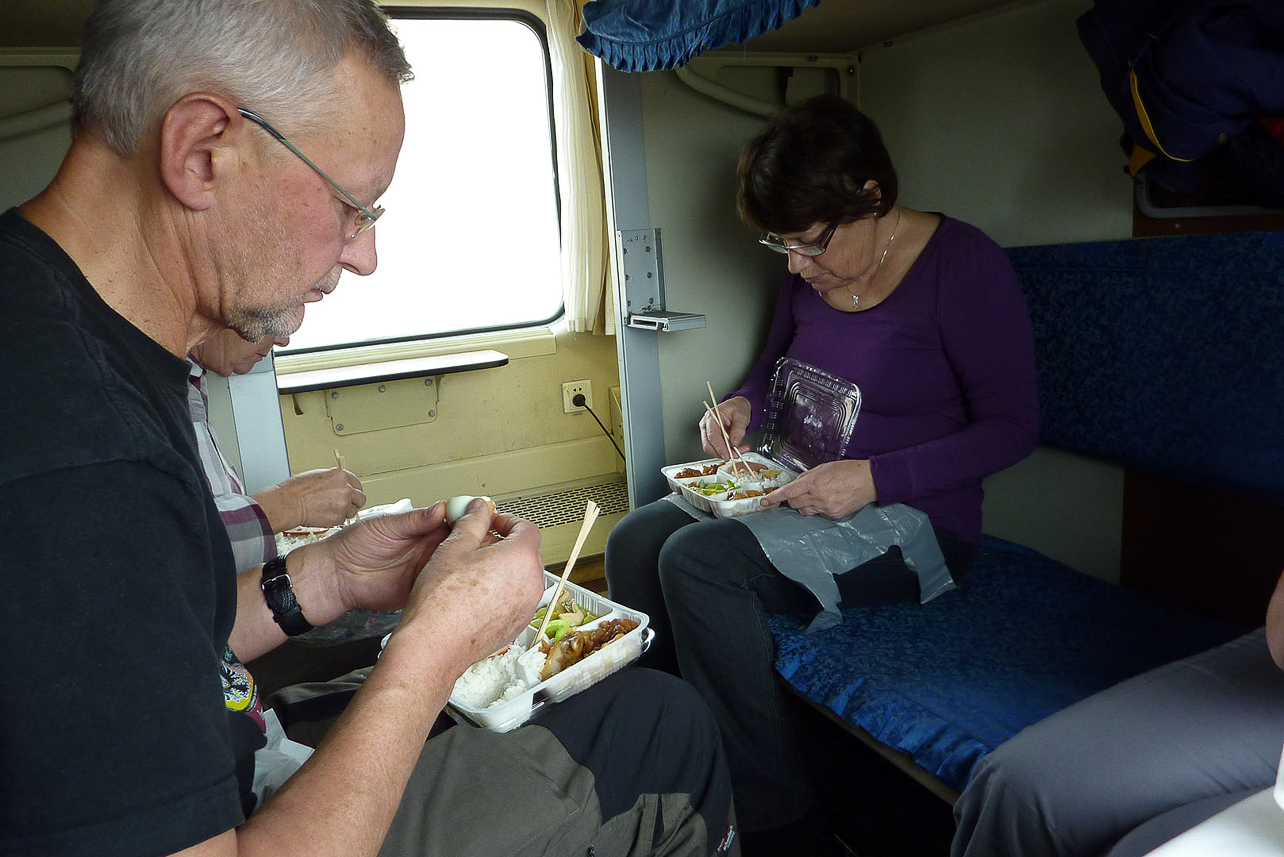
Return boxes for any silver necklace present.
[847,209,901,310]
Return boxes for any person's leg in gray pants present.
[952,629,1284,857]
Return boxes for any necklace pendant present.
[851,292,859,309]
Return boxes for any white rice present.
[452,643,531,709]
[518,646,548,681]
[275,529,336,554]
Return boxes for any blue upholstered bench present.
[769,229,1284,799]
[769,537,1245,794]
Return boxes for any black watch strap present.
[261,554,314,636]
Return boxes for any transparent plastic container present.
[756,357,862,473]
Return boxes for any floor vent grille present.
[495,479,629,529]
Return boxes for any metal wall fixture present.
[619,228,707,333]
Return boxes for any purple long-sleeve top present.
[730,215,1039,544]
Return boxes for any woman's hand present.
[254,467,366,530]
[700,396,753,460]
[760,459,877,519]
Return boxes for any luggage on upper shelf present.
[1077,0,1284,208]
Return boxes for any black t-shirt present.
[0,209,259,856]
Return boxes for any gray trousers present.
[274,668,740,857]
[951,628,1284,857]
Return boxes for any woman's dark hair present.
[737,94,898,235]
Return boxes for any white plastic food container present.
[277,498,415,553]
[661,451,797,518]
[442,573,651,732]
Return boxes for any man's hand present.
[393,499,546,674]
[759,459,877,519]
[297,499,546,670]
[700,396,753,460]
[254,467,365,531]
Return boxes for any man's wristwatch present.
[260,554,314,636]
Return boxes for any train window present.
[278,11,563,355]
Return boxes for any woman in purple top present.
[605,95,1039,856]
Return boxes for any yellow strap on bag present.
[1129,67,1196,171]
[1128,143,1158,176]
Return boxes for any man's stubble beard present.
[228,268,341,342]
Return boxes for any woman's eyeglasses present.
[758,222,838,257]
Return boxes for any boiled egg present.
[444,495,495,524]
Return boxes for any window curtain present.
[548,0,612,334]
[577,0,821,72]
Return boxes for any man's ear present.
[158,93,240,212]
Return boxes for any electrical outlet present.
[562,380,592,413]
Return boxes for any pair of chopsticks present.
[706,381,753,479]
[532,499,600,646]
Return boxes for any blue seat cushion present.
[768,535,1248,793]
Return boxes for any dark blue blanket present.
[769,536,1247,792]
[578,0,820,72]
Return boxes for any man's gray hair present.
[72,0,413,155]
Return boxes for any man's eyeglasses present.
[238,108,383,240]
[758,222,838,257]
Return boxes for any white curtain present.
[546,0,612,334]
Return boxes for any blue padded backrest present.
[1005,232,1284,502]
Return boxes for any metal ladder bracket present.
[618,228,706,332]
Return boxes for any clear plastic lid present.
[756,357,861,473]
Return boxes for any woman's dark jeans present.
[604,499,974,832]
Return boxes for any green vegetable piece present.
[545,619,573,640]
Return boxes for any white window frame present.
[276,1,568,378]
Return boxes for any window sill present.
[274,327,557,382]
[275,349,510,394]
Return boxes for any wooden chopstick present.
[704,393,752,479]
[705,382,752,477]
[532,500,600,647]
[334,449,353,526]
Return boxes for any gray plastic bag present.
[665,494,953,632]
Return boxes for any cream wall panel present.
[857,0,1132,246]
[850,0,1132,574]
[638,71,784,464]
[982,447,1125,583]
[279,329,622,507]
[0,58,75,212]
[359,436,621,508]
